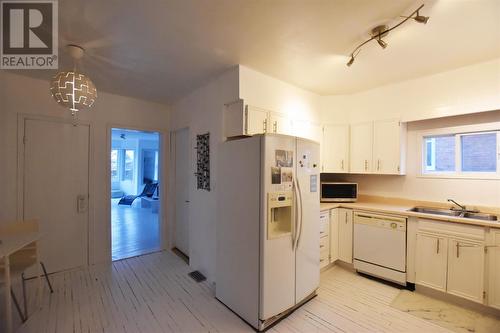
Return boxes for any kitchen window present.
[421,127,500,178]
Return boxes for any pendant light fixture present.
[346,4,429,67]
[50,44,97,116]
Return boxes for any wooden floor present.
[17,250,452,333]
[111,199,160,261]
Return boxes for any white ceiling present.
[17,0,500,104]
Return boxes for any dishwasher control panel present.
[354,212,406,231]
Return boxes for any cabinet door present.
[245,106,269,135]
[415,233,448,292]
[329,209,339,263]
[338,208,353,263]
[373,120,404,174]
[322,125,349,173]
[487,230,500,309]
[269,113,292,136]
[350,122,373,173]
[447,239,485,303]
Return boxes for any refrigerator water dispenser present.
[267,192,293,239]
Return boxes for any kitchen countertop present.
[320,197,500,229]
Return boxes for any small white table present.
[0,232,43,333]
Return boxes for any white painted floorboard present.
[17,251,451,333]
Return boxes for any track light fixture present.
[346,4,429,67]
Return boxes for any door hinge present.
[23,135,26,144]
[483,291,487,299]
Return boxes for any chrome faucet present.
[447,199,466,212]
[447,199,479,214]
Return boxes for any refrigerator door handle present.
[292,178,299,250]
[296,178,304,248]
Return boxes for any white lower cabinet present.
[338,208,353,263]
[447,238,485,303]
[319,211,330,268]
[415,220,486,304]
[415,233,448,292]
[329,209,339,263]
[487,229,500,309]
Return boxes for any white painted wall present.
[322,58,500,124]
[170,66,239,284]
[0,71,170,264]
[331,111,500,207]
[239,65,321,124]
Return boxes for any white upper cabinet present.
[373,120,406,174]
[269,112,292,136]
[224,100,319,141]
[322,124,349,173]
[350,122,373,173]
[349,120,406,175]
[224,100,269,137]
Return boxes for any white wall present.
[331,111,500,207]
[0,71,170,264]
[322,58,500,124]
[170,66,239,284]
[239,65,321,124]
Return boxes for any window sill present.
[418,173,500,180]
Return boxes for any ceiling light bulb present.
[346,55,355,67]
[377,38,388,49]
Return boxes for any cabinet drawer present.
[320,236,330,252]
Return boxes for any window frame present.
[418,122,500,180]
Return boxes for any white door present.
[174,128,190,256]
[350,122,373,173]
[373,120,402,174]
[338,208,353,263]
[487,230,500,309]
[447,238,484,303]
[322,125,349,173]
[23,119,89,274]
[415,233,448,292]
[295,138,320,302]
[245,106,269,135]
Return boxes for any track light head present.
[377,38,388,49]
[346,55,355,67]
[414,13,429,24]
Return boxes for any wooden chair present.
[0,220,53,322]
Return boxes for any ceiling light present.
[346,4,429,67]
[346,55,355,67]
[50,45,97,116]
[414,11,429,24]
[377,38,388,49]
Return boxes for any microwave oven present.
[320,182,358,202]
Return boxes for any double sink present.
[409,206,498,221]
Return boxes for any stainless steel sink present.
[462,212,498,221]
[409,206,462,217]
[409,206,498,221]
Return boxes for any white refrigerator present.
[216,134,320,331]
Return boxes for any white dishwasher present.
[353,211,407,285]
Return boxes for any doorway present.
[172,127,190,259]
[110,128,161,261]
[23,118,89,274]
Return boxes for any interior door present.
[23,119,89,274]
[295,138,320,302]
[174,128,190,256]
